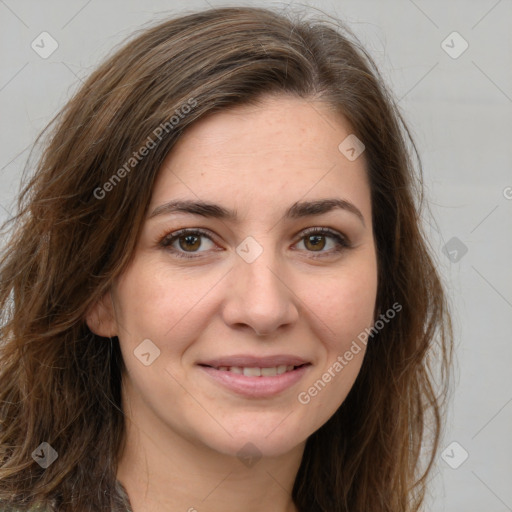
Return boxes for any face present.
[86,94,378,459]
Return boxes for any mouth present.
[198,363,309,376]
[196,357,312,398]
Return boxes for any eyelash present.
[157,227,352,260]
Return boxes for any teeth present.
[243,367,261,377]
[277,365,287,375]
[214,365,300,376]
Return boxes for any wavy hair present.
[0,6,452,511]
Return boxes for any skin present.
[86,94,378,512]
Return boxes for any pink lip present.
[198,354,309,368]
[198,364,311,398]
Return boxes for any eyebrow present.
[148,198,365,226]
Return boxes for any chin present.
[197,418,311,460]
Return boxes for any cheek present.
[113,257,217,343]
[295,270,376,424]
[304,263,378,352]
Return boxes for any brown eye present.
[303,234,327,252]
[160,228,217,259]
[296,227,351,258]
[178,234,202,252]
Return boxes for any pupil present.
[180,235,200,251]
[307,235,324,251]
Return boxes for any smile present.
[198,362,311,398]
[204,364,303,376]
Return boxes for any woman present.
[0,6,453,511]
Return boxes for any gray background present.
[1,0,511,510]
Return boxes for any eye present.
[294,227,351,258]
[159,228,217,259]
[158,226,351,260]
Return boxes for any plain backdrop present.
[1,1,511,510]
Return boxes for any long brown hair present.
[0,6,452,511]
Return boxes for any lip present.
[197,355,311,398]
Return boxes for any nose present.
[221,247,299,338]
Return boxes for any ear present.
[85,289,117,338]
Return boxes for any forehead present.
[150,95,371,222]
